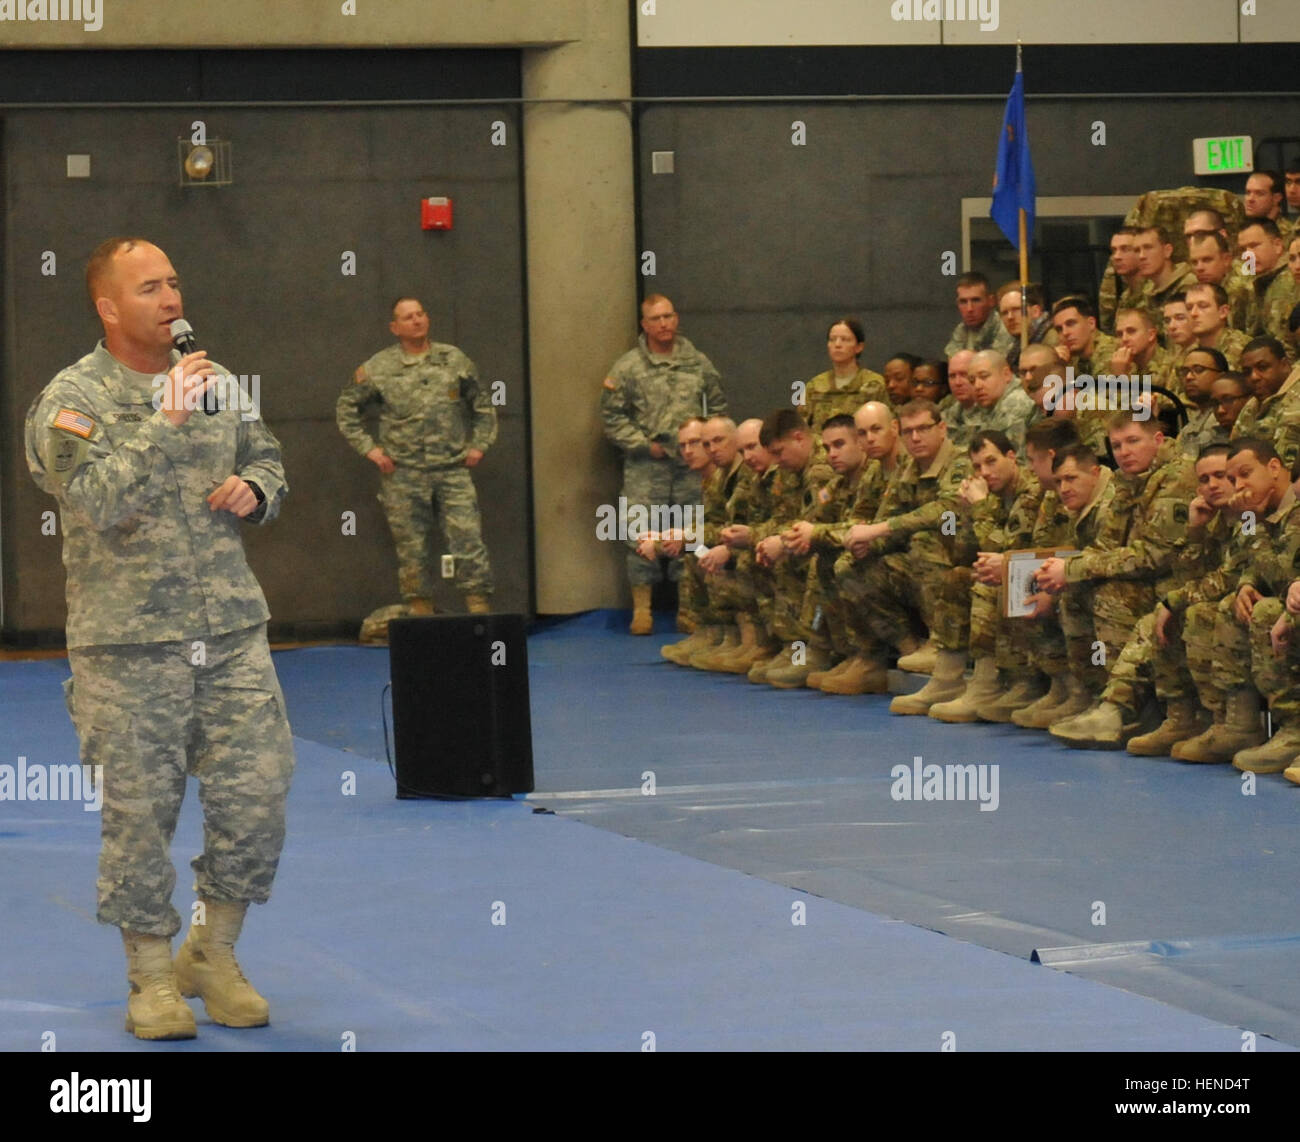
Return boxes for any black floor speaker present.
[388,614,534,798]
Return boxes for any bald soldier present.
[26,237,294,1040]
[601,293,726,634]
[337,296,498,619]
[965,350,1036,452]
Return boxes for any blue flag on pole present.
[990,65,1035,254]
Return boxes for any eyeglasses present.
[901,422,941,437]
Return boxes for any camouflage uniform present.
[337,341,497,599]
[837,440,975,654]
[1101,508,1232,713]
[1175,404,1228,458]
[1100,274,1147,335]
[944,311,1016,361]
[1023,485,1075,677]
[1224,268,1256,332]
[964,384,1037,452]
[965,466,1042,671]
[1181,490,1300,715]
[598,333,725,587]
[696,455,749,625]
[801,368,888,436]
[1231,364,1300,472]
[803,458,888,657]
[25,341,294,938]
[1245,266,1287,337]
[1060,440,1196,708]
[753,455,835,648]
[1140,265,1199,334]
[1058,467,1116,696]
[941,400,981,451]
[1259,273,1299,347]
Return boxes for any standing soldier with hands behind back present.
[337,297,498,628]
[601,294,727,634]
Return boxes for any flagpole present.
[1016,40,1028,353]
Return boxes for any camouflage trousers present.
[1025,603,1068,677]
[771,551,830,649]
[621,456,702,587]
[701,550,749,626]
[65,624,295,938]
[1185,595,1300,718]
[1101,606,1194,714]
[380,464,492,599]
[836,550,969,654]
[677,551,708,626]
[1060,579,1152,700]
[968,582,1032,671]
[807,551,878,658]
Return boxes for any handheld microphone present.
[169,318,217,415]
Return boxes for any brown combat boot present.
[1172,688,1265,764]
[1127,699,1211,758]
[710,614,767,674]
[980,674,1048,723]
[1043,675,1096,728]
[174,899,269,1028]
[662,625,717,665]
[748,644,791,684]
[819,653,890,695]
[122,930,196,1041]
[629,585,653,635]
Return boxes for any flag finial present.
[1016,39,1022,73]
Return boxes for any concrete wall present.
[1,104,530,637]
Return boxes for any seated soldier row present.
[643,382,1300,787]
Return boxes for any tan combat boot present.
[463,593,491,614]
[1172,688,1265,764]
[1049,699,1131,749]
[710,614,766,674]
[748,644,791,684]
[1232,721,1300,774]
[980,675,1048,723]
[767,644,834,689]
[1010,674,1070,729]
[805,654,846,689]
[819,653,890,695]
[690,625,740,670]
[928,656,1000,723]
[122,930,196,1041]
[890,650,967,715]
[896,638,937,675]
[174,899,269,1028]
[1043,675,1096,727]
[629,585,653,635]
[662,624,717,665]
[1127,699,1210,757]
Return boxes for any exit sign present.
[1192,135,1254,176]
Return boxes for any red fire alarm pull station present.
[421,196,453,230]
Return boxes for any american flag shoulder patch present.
[52,409,96,439]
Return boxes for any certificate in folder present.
[1001,548,1081,618]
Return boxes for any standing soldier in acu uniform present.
[601,293,727,634]
[26,237,295,1041]
[338,297,497,625]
